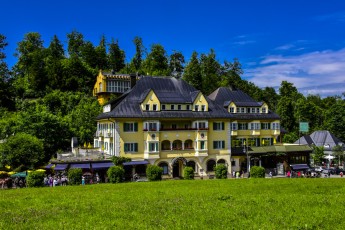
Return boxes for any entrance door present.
[173,162,180,178]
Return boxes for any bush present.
[107,166,125,183]
[27,171,45,187]
[183,166,194,180]
[250,166,265,178]
[215,164,228,179]
[111,156,131,166]
[146,165,163,181]
[0,171,8,179]
[68,168,83,185]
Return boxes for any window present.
[106,80,130,93]
[231,160,236,166]
[231,122,238,130]
[124,122,138,132]
[144,122,158,131]
[262,107,266,113]
[198,122,206,129]
[241,108,245,113]
[153,104,157,111]
[172,124,177,129]
[124,143,138,152]
[238,123,248,130]
[256,108,260,113]
[261,123,270,130]
[149,142,159,152]
[236,107,240,113]
[187,161,196,172]
[186,105,190,110]
[251,108,256,113]
[272,122,280,130]
[158,162,169,175]
[213,141,225,149]
[170,105,175,110]
[145,104,150,111]
[250,123,260,130]
[194,105,199,111]
[206,160,216,172]
[178,105,182,110]
[213,122,224,131]
[200,141,205,150]
[161,104,166,110]
[201,105,206,111]
[230,107,235,113]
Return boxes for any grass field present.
[1,178,345,229]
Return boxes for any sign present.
[299,122,309,132]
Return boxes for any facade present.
[93,76,308,178]
[93,70,140,105]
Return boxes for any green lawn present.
[1,178,344,229]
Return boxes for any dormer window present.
[241,108,245,113]
[186,105,190,110]
[201,105,206,111]
[195,105,199,111]
[153,104,157,111]
[146,104,150,111]
[178,105,182,110]
[230,107,235,113]
[256,108,260,113]
[161,104,166,110]
[251,108,256,113]
[262,108,266,113]
[171,105,175,110]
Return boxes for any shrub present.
[107,166,125,183]
[0,171,8,179]
[27,171,45,187]
[111,156,131,166]
[68,168,83,185]
[215,164,228,179]
[250,166,265,178]
[183,166,194,180]
[146,165,163,181]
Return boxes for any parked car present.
[334,168,345,175]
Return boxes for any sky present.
[1,0,345,97]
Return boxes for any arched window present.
[217,159,226,165]
[187,161,196,172]
[158,162,169,175]
[161,140,171,151]
[172,140,182,150]
[184,139,193,149]
[207,159,216,172]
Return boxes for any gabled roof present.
[295,130,345,150]
[97,76,228,119]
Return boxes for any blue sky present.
[1,0,345,97]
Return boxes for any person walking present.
[82,176,85,186]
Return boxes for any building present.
[295,130,345,167]
[93,76,310,178]
[93,70,140,105]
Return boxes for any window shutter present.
[213,141,217,149]
[134,123,138,131]
[222,141,225,149]
[135,143,138,152]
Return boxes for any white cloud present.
[244,48,345,97]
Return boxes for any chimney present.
[130,73,137,89]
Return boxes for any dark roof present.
[295,131,345,150]
[97,77,280,120]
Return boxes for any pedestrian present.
[287,171,291,178]
[340,172,343,177]
[82,176,85,186]
[96,175,100,184]
[232,170,235,178]
[269,171,272,178]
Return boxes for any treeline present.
[0,31,344,170]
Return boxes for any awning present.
[91,162,114,169]
[54,164,68,171]
[290,164,310,170]
[70,163,90,169]
[123,160,149,166]
[45,163,54,169]
[10,172,28,178]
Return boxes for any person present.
[236,171,240,179]
[287,171,291,178]
[82,176,85,186]
[269,171,272,178]
[232,170,235,178]
[96,175,100,184]
[53,178,57,187]
[297,171,301,177]
[133,173,139,181]
[340,172,343,177]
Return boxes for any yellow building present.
[94,76,286,178]
[93,70,140,105]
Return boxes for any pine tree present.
[183,51,202,90]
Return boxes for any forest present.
[0,31,344,170]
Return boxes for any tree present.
[312,146,325,166]
[200,49,221,95]
[183,51,202,90]
[107,166,125,183]
[130,36,145,73]
[215,164,228,179]
[67,30,84,57]
[108,39,125,72]
[142,44,169,76]
[169,50,185,77]
[111,156,131,166]
[323,99,345,142]
[0,133,44,170]
[0,34,14,110]
[95,35,108,70]
[332,145,344,167]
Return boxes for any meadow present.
[1,178,344,229]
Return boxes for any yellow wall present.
[193,93,208,111]
[141,90,161,111]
